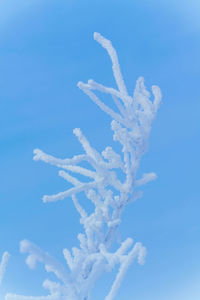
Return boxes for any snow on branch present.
[105,242,146,300]
[0,251,9,287]
[93,32,128,99]
[7,32,161,299]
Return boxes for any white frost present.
[6,32,161,300]
[0,251,9,287]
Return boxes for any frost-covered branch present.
[7,32,161,300]
[0,251,9,287]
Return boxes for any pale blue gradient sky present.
[0,0,200,299]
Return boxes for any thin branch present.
[94,32,129,101]
[0,251,9,286]
[78,82,126,126]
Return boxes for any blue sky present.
[0,0,200,299]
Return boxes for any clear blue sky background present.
[0,0,199,299]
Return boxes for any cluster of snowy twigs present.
[4,33,161,300]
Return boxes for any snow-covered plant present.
[0,251,9,288]
[5,32,161,300]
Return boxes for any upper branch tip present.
[152,85,162,96]
[42,196,48,203]
[33,148,42,161]
[93,32,101,40]
[77,81,82,88]
[33,148,39,154]
[73,128,81,136]
[137,76,144,83]
[20,239,30,253]
[2,251,10,260]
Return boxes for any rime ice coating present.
[0,251,9,287]
[6,33,161,300]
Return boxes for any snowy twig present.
[0,251,9,287]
